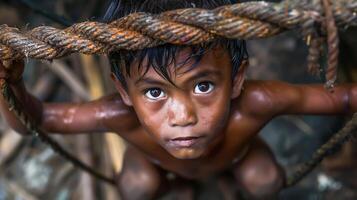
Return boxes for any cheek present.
[132,99,167,137]
[201,105,229,130]
[196,92,231,130]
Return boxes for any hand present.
[0,60,24,83]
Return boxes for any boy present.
[1,0,356,199]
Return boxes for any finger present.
[2,60,13,69]
[0,70,7,79]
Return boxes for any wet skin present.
[1,47,357,198]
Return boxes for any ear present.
[231,60,248,99]
[111,73,133,106]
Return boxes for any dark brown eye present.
[194,82,214,94]
[145,88,165,100]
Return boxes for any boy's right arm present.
[41,93,138,134]
[0,60,138,135]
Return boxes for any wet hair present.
[103,0,248,88]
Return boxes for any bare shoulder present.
[232,80,299,118]
[98,93,139,132]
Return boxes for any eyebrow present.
[134,69,222,86]
[183,69,222,84]
[135,77,167,86]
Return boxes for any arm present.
[41,93,138,134]
[242,80,357,117]
[0,61,137,135]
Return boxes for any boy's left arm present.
[246,80,357,116]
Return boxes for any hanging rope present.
[0,0,357,187]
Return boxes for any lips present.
[167,136,205,148]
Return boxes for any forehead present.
[128,46,231,80]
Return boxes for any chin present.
[168,148,206,159]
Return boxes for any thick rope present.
[0,0,356,84]
[286,113,357,187]
[0,0,356,187]
[0,79,116,185]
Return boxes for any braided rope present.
[286,113,357,187]
[323,0,340,89]
[0,1,355,59]
[0,1,356,84]
[0,0,357,187]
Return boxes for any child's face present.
[113,47,246,159]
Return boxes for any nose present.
[168,96,198,127]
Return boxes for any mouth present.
[167,136,206,148]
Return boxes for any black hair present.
[103,0,248,88]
